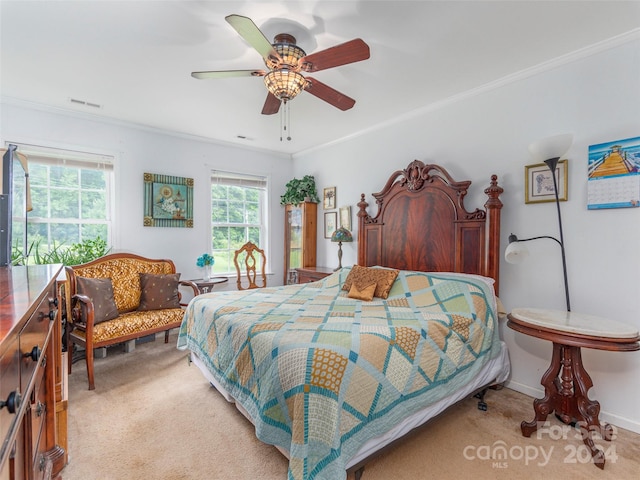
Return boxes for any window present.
[211,171,268,274]
[8,143,114,257]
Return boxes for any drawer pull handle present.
[49,309,57,321]
[0,390,22,414]
[25,345,42,362]
[35,401,45,417]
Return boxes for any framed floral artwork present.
[143,172,194,227]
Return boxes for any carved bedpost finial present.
[356,194,369,266]
[484,174,503,295]
[357,193,368,217]
[484,174,504,208]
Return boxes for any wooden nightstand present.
[295,266,334,284]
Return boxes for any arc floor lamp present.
[505,133,573,312]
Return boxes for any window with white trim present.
[8,143,114,258]
[211,170,268,275]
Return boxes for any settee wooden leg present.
[86,346,95,390]
[67,342,73,375]
[164,330,170,343]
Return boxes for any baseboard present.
[505,379,640,435]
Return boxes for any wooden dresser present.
[295,266,334,284]
[0,265,66,480]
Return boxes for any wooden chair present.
[234,241,267,290]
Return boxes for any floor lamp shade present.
[528,133,573,163]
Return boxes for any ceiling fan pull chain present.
[286,101,292,141]
[280,101,284,142]
[280,100,293,142]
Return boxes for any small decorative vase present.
[203,265,211,281]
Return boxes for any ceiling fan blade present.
[225,14,281,63]
[305,77,356,111]
[261,93,281,115]
[301,39,370,73]
[191,70,266,79]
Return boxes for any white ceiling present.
[2,1,640,156]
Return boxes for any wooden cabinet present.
[284,202,317,284]
[295,266,334,284]
[0,265,66,480]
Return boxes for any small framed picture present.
[525,160,568,204]
[339,206,352,231]
[324,212,337,238]
[323,186,336,210]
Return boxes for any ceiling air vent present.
[68,98,102,109]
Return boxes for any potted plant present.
[280,175,320,205]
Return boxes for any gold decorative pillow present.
[138,273,181,311]
[342,265,399,299]
[347,282,377,301]
[76,276,119,324]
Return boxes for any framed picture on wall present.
[339,206,352,231]
[324,212,337,238]
[323,187,336,209]
[143,172,194,227]
[525,160,568,204]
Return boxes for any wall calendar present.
[587,136,640,210]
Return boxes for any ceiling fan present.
[191,14,370,116]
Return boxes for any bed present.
[177,160,509,480]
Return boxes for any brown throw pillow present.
[347,282,377,301]
[342,265,399,299]
[138,273,181,311]
[75,276,119,324]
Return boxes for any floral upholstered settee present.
[66,252,199,390]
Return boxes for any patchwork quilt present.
[177,268,502,480]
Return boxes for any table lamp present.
[330,227,353,271]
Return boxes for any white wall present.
[293,38,640,432]
[0,102,292,288]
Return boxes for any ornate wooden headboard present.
[357,160,504,294]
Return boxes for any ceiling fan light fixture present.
[264,70,307,101]
[266,35,306,70]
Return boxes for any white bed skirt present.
[189,341,510,470]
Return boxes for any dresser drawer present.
[20,295,55,394]
[0,337,21,450]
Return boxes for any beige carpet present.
[61,332,640,480]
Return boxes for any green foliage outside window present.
[211,183,264,274]
[11,158,112,266]
[13,237,110,266]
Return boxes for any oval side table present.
[507,307,639,469]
